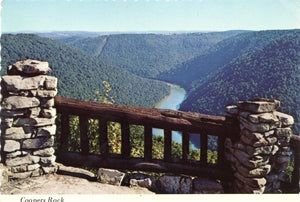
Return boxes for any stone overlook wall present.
[1,59,57,179]
[225,98,294,193]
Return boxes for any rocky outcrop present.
[1,59,57,179]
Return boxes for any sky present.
[1,0,300,33]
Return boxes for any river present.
[153,84,200,150]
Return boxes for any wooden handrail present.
[54,96,237,180]
[54,96,235,136]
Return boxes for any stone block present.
[22,136,54,149]
[237,101,276,113]
[192,177,224,194]
[0,164,9,186]
[11,165,28,173]
[266,136,277,144]
[40,108,56,118]
[33,147,55,156]
[7,59,50,76]
[37,89,57,98]
[57,163,95,180]
[31,168,43,177]
[237,163,271,178]
[13,117,56,127]
[29,107,41,117]
[246,145,273,156]
[130,178,153,189]
[10,171,32,179]
[40,156,56,166]
[241,129,264,141]
[248,113,279,124]
[1,109,26,118]
[240,117,278,133]
[37,125,56,137]
[40,98,55,108]
[275,128,292,138]
[241,134,268,147]
[27,164,40,171]
[42,166,57,174]
[129,173,155,190]
[271,145,279,155]
[234,172,266,188]
[6,151,22,158]
[274,111,294,127]
[97,168,125,186]
[234,149,269,168]
[1,75,46,92]
[156,175,192,194]
[2,96,40,110]
[44,76,57,90]
[5,155,40,167]
[4,140,21,152]
[4,127,31,140]
[225,105,239,115]
[1,118,14,128]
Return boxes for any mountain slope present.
[160,30,300,90]
[180,31,300,134]
[0,34,170,107]
[58,31,247,78]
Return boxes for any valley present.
[1,29,299,135]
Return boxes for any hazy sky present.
[1,0,300,32]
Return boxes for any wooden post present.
[121,122,130,158]
[182,131,189,162]
[217,135,225,167]
[200,134,208,164]
[79,115,89,155]
[164,129,172,162]
[144,125,152,162]
[60,112,70,152]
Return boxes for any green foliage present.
[1,34,170,108]
[285,161,294,183]
[177,30,300,134]
[59,31,246,78]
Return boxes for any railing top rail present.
[54,96,235,136]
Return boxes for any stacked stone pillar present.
[225,98,294,193]
[1,59,58,179]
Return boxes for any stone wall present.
[1,59,58,179]
[225,98,294,193]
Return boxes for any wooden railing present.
[54,96,238,180]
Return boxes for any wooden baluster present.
[144,125,152,162]
[79,115,89,155]
[182,131,189,162]
[60,112,70,152]
[121,122,130,158]
[217,135,225,167]
[99,119,108,156]
[200,134,208,165]
[164,129,172,162]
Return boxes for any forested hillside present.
[180,31,300,134]
[160,30,300,90]
[58,31,247,78]
[0,34,170,107]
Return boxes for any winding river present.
[153,84,199,150]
